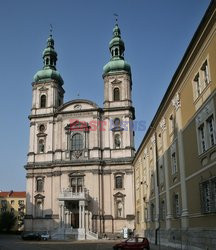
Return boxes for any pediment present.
[39,86,49,91]
[58,99,100,112]
[113,192,125,197]
[65,120,90,132]
[111,79,122,85]
[34,194,45,199]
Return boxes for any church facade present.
[24,23,135,239]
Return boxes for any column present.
[152,135,159,229]
[79,202,82,228]
[178,130,189,229]
[174,95,189,229]
[82,205,85,229]
[161,121,172,229]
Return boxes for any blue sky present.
[0,0,210,190]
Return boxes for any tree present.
[0,211,16,232]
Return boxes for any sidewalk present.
[150,243,177,250]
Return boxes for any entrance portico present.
[58,188,88,239]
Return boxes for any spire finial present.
[114,13,118,25]
[49,24,53,37]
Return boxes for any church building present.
[24,23,135,239]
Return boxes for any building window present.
[207,116,215,147]
[113,88,120,101]
[71,133,83,151]
[38,139,45,153]
[150,203,155,222]
[201,60,210,86]
[18,200,24,206]
[200,177,216,213]
[198,124,206,153]
[39,124,45,133]
[194,73,201,98]
[114,134,121,148]
[115,175,123,189]
[11,200,15,205]
[71,177,84,193]
[169,114,174,134]
[160,200,166,221]
[144,207,148,222]
[136,211,140,224]
[171,152,177,175]
[150,173,155,191]
[173,194,180,218]
[1,200,7,207]
[40,95,46,108]
[36,178,44,192]
[11,208,14,213]
[159,165,164,184]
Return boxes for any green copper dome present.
[33,35,64,85]
[103,23,131,75]
[103,59,131,74]
[34,68,63,85]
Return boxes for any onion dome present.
[103,23,131,75]
[34,35,64,85]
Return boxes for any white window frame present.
[198,124,206,153]
[200,177,216,213]
[207,115,216,147]
[173,193,180,218]
[201,60,210,86]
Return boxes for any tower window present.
[115,48,118,56]
[38,139,45,153]
[39,124,45,133]
[36,177,44,192]
[40,95,46,108]
[71,133,83,151]
[113,88,120,101]
[46,58,49,65]
[114,134,121,148]
[115,175,123,189]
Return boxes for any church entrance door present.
[71,213,79,228]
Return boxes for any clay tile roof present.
[0,191,26,198]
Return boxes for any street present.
[0,234,176,250]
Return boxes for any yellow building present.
[134,1,216,249]
[0,191,26,231]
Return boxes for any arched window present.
[46,58,49,65]
[71,133,83,150]
[38,139,45,153]
[36,178,44,192]
[115,175,123,189]
[40,95,46,108]
[115,48,118,56]
[113,88,120,101]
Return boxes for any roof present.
[0,191,26,198]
